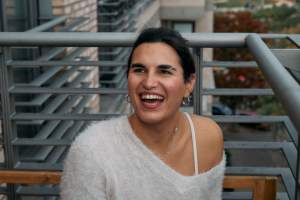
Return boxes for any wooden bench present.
[0,171,277,200]
[224,175,277,200]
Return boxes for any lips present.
[139,93,164,109]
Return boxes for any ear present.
[184,73,196,97]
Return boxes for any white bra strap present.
[184,112,199,175]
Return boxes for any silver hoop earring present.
[182,96,191,106]
[125,94,131,103]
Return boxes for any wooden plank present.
[0,171,277,200]
[224,176,277,200]
[0,170,62,184]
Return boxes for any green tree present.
[214,12,269,113]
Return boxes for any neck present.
[129,112,182,148]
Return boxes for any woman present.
[61,27,225,200]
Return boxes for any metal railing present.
[0,32,300,200]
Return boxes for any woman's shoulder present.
[190,114,223,139]
[189,114,224,169]
[72,116,126,147]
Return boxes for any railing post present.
[0,0,7,32]
[0,47,17,200]
[193,48,203,115]
[246,33,300,200]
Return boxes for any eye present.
[132,67,145,73]
[130,64,146,74]
[160,69,173,75]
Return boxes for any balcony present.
[0,31,300,199]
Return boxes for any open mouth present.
[140,93,164,109]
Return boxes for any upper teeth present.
[141,94,163,100]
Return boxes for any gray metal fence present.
[0,32,300,200]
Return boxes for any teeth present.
[141,94,163,100]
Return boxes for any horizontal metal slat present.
[202,61,258,68]
[17,185,59,196]
[11,87,127,94]
[202,88,273,96]
[225,141,297,178]
[20,96,92,161]
[20,94,84,126]
[98,11,119,17]
[98,0,125,7]
[13,114,289,122]
[16,69,91,106]
[12,113,121,120]
[12,139,72,146]
[29,47,87,86]
[225,141,293,149]
[223,192,289,200]
[15,162,62,170]
[214,116,298,148]
[210,115,288,123]
[8,60,126,68]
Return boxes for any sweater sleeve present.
[60,140,108,200]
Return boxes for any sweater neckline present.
[120,115,226,193]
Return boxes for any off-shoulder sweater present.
[60,116,225,200]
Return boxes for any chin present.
[133,108,179,126]
[134,111,163,125]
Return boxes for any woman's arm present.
[193,115,224,171]
[60,141,108,200]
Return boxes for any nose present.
[142,73,158,90]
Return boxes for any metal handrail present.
[247,34,300,135]
[0,32,247,46]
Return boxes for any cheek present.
[165,79,186,96]
[127,75,140,97]
[127,81,135,97]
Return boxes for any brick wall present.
[52,0,100,111]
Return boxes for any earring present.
[125,94,131,103]
[182,96,191,106]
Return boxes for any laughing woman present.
[61,27,225,200]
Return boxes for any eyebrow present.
[131,63,177,71]
[158,64,177,71]
[130,63,145,68]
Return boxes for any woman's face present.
[128,42,195,124]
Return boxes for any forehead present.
[131,42,181,67]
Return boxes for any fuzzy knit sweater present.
[60,116,226,200]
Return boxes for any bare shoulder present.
[190,114,224,168]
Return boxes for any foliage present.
[214,11,268,33]
[214,12,268,62]
[254,5,300,31]
[213,12,269,111]
[255,96,286,115]
[215,0,273,8]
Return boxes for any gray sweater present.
[60,116,225,200]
